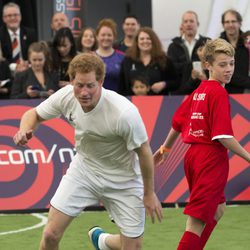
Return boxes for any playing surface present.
[1,206,249,249]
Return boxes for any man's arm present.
[13,108,45,146]
[219,137,250,163]
[134,141,163,223]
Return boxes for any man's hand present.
[144,192,163,223]
[13,129,33,146]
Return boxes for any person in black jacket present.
[11,42,58,99]
[0,2,37,72]
[113,14,140,53]
[119,27,178,96]
[220,9,250,93]
[0,45,12,99]
[167,11,210,95]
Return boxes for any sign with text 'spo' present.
[0,95,249,211]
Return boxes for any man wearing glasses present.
[220,9,250,93]
[0,2,37,72]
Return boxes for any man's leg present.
[120,234,143,250]
[39,206,74,250]
[177,216,205,250]
[200,202,226,249]
[101,233,121,250]
[89,230,142,250]
[89,179,145,250]
[89,227,121,250]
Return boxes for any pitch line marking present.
[0,213,47,236]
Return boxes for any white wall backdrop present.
[152,0,250,50]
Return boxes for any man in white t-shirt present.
[13,53,163,250]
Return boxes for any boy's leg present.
[200,202,226,249]
[177,216,205,250]
[182,145,229,250]
[39,206,74,250]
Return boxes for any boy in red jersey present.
[154,38,250,250]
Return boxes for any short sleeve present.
[117,107,148,151]
[209,90,233,140]
[172,94,193,132]
[36,88,64,120]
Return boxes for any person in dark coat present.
[167,11,210,95]
[219,9,250,93]
[119,27,178,96]
[0,53,12,99]
[11,42,58,99]
[0,2,37,72]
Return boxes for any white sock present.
[98,233,111,250]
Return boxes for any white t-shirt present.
[36,85,148,182]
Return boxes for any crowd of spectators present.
[0,2,250,100]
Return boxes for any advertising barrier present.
[0,95,249,211]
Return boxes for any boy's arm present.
[219,137,250,163]
[162,127,180,148]
[13,108,45,146]
[154,128,180,165]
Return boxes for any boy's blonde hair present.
[203,38,235,64]
[68,53,106,81]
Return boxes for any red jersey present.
[172,80,234,145]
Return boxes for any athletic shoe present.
[88,226,105,250]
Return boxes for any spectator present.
[76,27,97,53]
[242,30,250,93]
[0,43,12,99]
[220,9,250,93]
[114,14,140,52]
[131,75,150,96]
[95,18,124,92]
[167,10,210,94]
[0,2,37,73]
[119,27,178,96]
[243,30,250,50]
[51,12,69,35]
[51,27,77,88]
[187,45,208,93]
[11,41,58,99]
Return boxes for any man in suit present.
[0,2,37,72]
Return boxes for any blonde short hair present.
[203,38,235,64]
[68,53,106,81]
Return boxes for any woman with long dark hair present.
[119,27,178,95]
[51,27,77,88]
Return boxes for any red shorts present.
[183,143,229,223]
